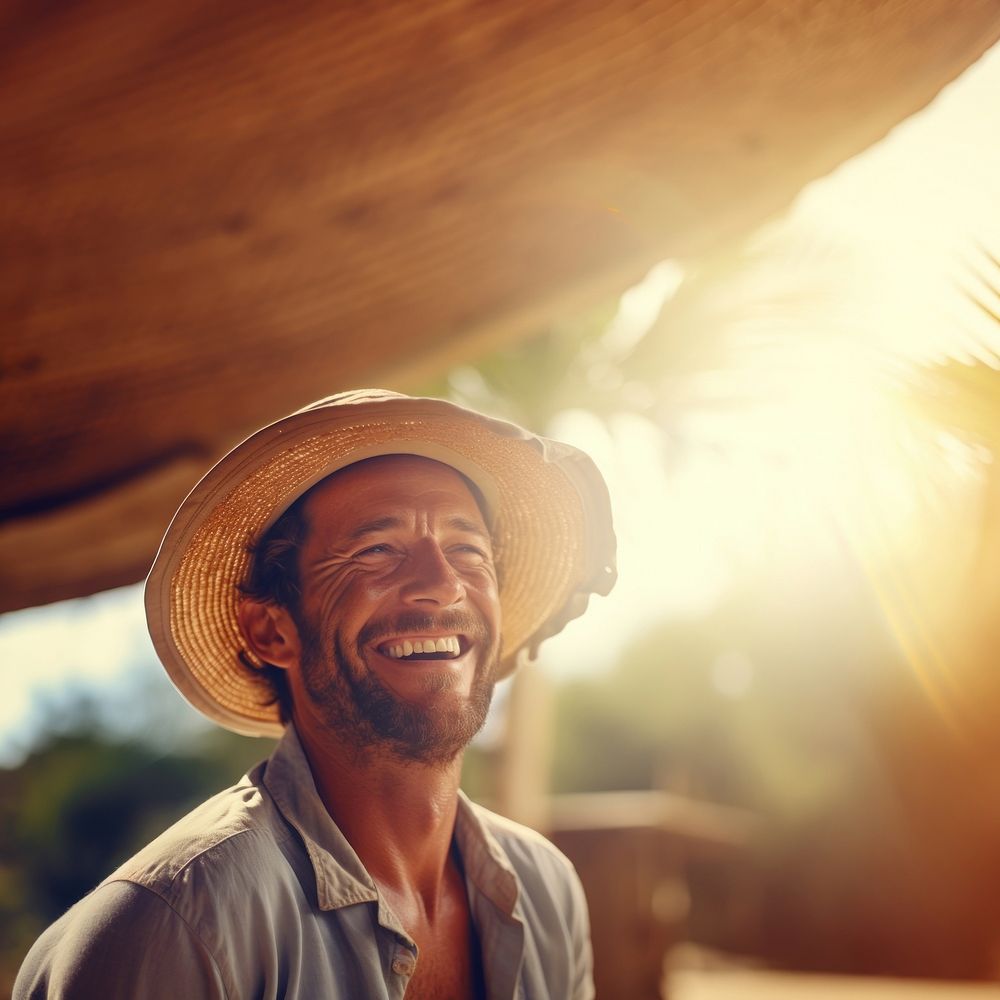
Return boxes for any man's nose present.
[399,539,465,606]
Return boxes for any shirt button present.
[391,955,416,976]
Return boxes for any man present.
[15,389,616,999]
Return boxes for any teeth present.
[384,637,460,659]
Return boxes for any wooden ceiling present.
[3,0,999,613]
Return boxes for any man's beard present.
[296,610,498,766]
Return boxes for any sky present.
[3,40,999,767]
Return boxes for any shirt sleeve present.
[14,880,229,1000]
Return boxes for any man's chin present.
[318,633,497,765]
[365,681,496,766]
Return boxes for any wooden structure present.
[550,791,757,1000]
[3,1,1000,612]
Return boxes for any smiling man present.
[15,390,616,1000]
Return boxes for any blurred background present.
[4,3,1000,997]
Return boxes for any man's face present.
[287,455,502,765]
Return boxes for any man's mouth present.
[377,635,464,661]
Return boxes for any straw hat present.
[145,389,617,738]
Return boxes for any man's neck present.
[290,719,487,999]
[293,720,464,907]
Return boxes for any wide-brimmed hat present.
[145,389,617,738]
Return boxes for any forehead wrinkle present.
[338,510,487,543]
[346,515,404,541]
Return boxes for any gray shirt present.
[14,727,594,999]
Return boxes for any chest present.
[382,872,486,1000]
[404,926,486,1000]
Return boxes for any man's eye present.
[355,544,393,558]
[450,544,490,562]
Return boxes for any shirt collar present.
[454,791,520,917]
[262,726,379,912]
[262,726,520,919]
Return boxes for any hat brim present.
[145,391,616,737]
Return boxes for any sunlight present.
[539,43,1000,722]
[540,408,731,679]
[599,40,1000,724]
[676,337,993,731]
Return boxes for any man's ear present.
[236,599,302,671]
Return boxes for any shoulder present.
[15,765,293,999]
[468,800,582,892]
[464,799,590,928]
[14,880,228,999]
[463,801,595,999]
[105,765,286,906]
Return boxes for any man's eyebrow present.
[446,516,491,540]
[347,516,403,540]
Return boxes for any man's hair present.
[237,491,313,723]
